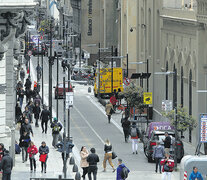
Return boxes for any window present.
[181,67,184,107]
[189,70,192,143]
[166,61,168,100]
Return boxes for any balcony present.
[197,0,207,25]
[163,0,197,11]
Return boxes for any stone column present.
[6,35,16,128]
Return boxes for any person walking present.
[17,87,25,109]
[36,64,42,82]
[152,141,165,173]
[21,118,33,137]
[116,159,130,180]
[40,105,50,134]
[51,117,62,147]
[25,77,32,91]
[160,153,174,180]
[0,143,5,179]
[130,122,140,154]
[23,106,31,123]
[103,139,115,172]
[25,88,33,103]
[105,101,113,123]
[0,150,13,180]
[15,103,22,124]
[20,68,25,83]
[39,141,49,173]
[19,131,31,163]
[27,101,34,123]
[189,167,203,180]
[162,132,171,154]
[80,146,89,180]
[121,115,130,143]
[33,103,41,127]
[27,141,38,172]
[87,148,99,180]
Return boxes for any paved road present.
[15,56,180,180]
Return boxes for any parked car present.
[54,83,74,99]
[32,45,47,56]
[142,122,184,163]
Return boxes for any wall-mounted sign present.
[87,0,92,36]
[200,114,207,143]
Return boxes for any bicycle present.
[113,104,127,114]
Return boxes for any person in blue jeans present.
[189,167,203,180]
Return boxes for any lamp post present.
[41,42,44,104]
[154,70,178,168]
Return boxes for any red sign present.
[123,77,130,86]
[28,50,32,56]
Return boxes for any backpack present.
[130,127,137,137]
[53,123,60,132]
[121,167,128,179]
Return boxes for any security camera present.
[130,28,133,32]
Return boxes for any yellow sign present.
[143,92,152,105]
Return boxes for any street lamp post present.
[56,56,59,121]
[41,42,44,104]
[111,46,114,94]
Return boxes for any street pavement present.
[23,56,180,180]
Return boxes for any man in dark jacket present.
[163,132,171,154]
[33,103,41,127]
[51,117,62,148]
[87,148,99,180]
[17,87,25,109]
[0,143,5,162]
[39,142,49,173]
[20,68,25,83]
[15,103,22,123]
[25,88,33,103]
[40,105,50,134]
[25,77,32,90]
[121,116,130,143]
[19,131,31,162]
[21,118,33,137]
[0,150,13,180]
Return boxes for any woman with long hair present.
[103,139,115,172]
[80,146,89,180]
[27,141,38,172]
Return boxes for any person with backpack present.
[20,68,25,83]
[102,139,115,172]
[39,141,49,173]
[33,103,41,127]
[116,159,130,180]
[121,115,130,143]
[105,101,113,123]
[50,117,62,148]
[40,105,50,134]
[160,153,174,180]
[130,122,140,154]
[87,148,99,180]
[27,141,38,172]
[19,131,31,163]
[152,141,165,173]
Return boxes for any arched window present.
[189,70,192,143]
[166,61,168,100]
[181,67,184,107]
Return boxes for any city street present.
[11,55,180,179]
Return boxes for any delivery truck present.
[94,67,123,97]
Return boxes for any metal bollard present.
[69,156,75,165]
[73,164,78,172]
[75,172,81,180]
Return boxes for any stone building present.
[0,0,36,161]
[118,0,207,148]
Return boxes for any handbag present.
[112,151,117,159]
[39,154,47,162]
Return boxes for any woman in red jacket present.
[160,153,174,180]
[27,141,38,172]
